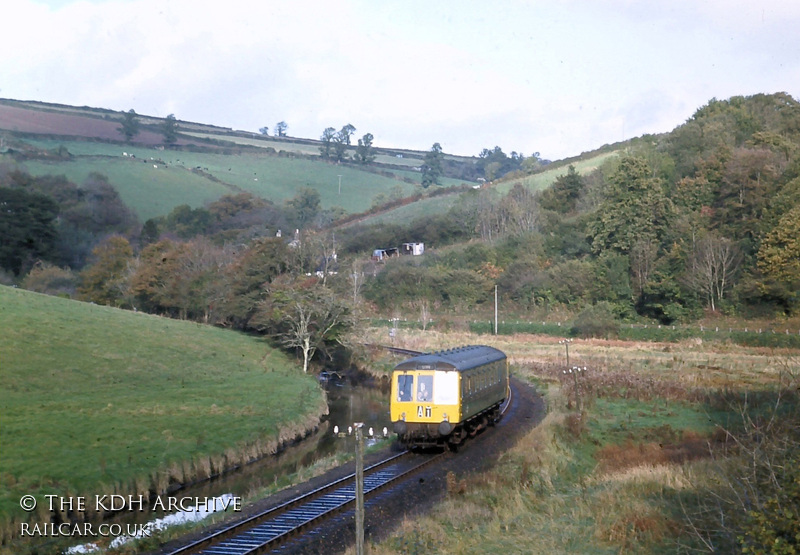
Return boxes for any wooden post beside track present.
[355,422,365,555]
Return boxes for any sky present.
[4,0,800,160]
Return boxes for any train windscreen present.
[416,375,433,401]
[397,374,413,401]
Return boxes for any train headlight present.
[400,412,406,421]
[442,413,449,422]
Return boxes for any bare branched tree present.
[684,233,742,311]
[251,281,351,373]
[630,238,659,296]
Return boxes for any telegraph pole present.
[354,422,364,555]
[559,338,572,368]
[333,423,388,554]
[494,285,498,335]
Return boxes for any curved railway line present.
[161,384,516,555]
[163,450,444,555]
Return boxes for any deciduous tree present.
[339,124,356,145]
[287,187,321,229]
[757,205,800,286]
[161,114,178,145]
[683,232,742,312]
[251,277,352,373]
[78,235,134,306]
[22,261,77,297]
[355,133,375,164]
[217,237,289,328]
[118,109,140,143]
[319,127,336,158]
[421,143,443,188]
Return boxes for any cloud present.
[5,0,800,160]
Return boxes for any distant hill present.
[0,99,481,221]
[0,98,479,169]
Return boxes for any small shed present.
[372,248,400,261]
[402,242,425,256]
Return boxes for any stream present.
[62,379,391,553]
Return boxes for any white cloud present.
[4,0,800,159]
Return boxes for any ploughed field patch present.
[0,104,183,146]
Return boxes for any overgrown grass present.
[359,329,798,554]
[347,193,463,228]
[0,286,326,546]
[466,319,800,349]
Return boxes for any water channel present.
[63,379,392,553]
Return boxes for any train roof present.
[393,345,506,372]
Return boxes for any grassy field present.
[18,139,424,220]
[0,286,326,546]
[343,193,464,228]
[350,151,621,227]
[495,150,621,195]
[181,132,429,168]
[356,328,798,554]
[22,157,234,222]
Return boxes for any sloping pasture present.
[18,139,420,220]
[22,156,234,222]
[0,286,326,543]
[494,150,620,195]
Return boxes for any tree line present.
[3,92,799,370]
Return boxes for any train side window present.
[417,375,433,401]
[398,375,413,402]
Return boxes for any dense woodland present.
[2,92,800,360]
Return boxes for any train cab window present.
[417,375,433,402]
[397,375,413,402]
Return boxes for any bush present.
[21,261,77,297]
[570,302,620,338]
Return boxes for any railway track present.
[164,450,444,555]
[163,377,516,554]
[365,344,426,358]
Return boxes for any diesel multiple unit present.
[390,345,509,448]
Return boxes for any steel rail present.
[163,450,442,555]
[165,383,515,555]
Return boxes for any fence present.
[370,318,800,349]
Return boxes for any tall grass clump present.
[369,347,800,554]
[570,302,620,339]
[369,367,713,554]
[678,364,800,553]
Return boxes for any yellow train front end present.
[390,369,462,448]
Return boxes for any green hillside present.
[17,139,423,222]
[0,286,325,540]
[351,150,619,227]
[0,100,482,224]
[498,150,621,194]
